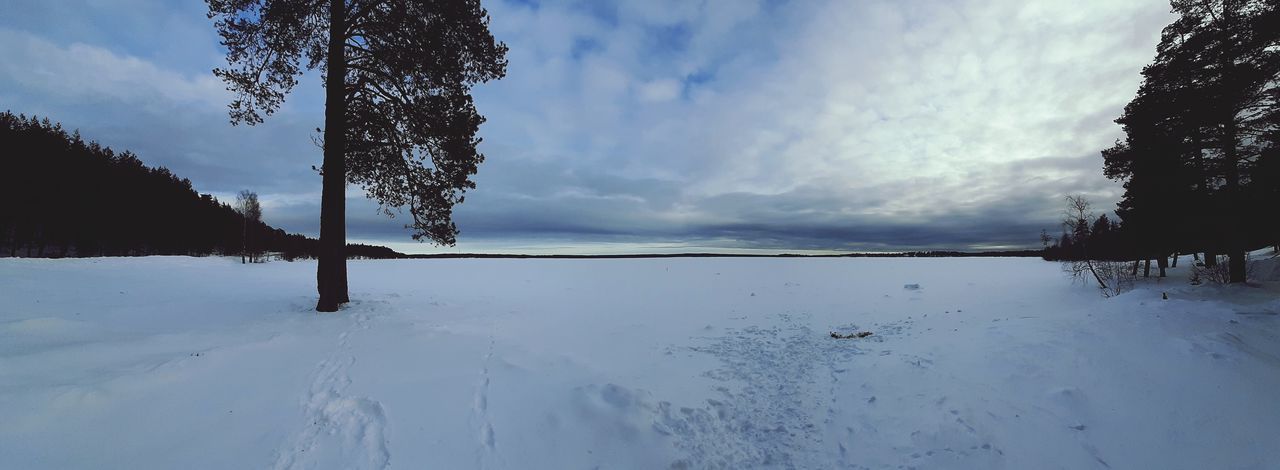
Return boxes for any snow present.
[2,255,1279,469]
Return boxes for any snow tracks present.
[669,312,868,468]
[568,313,883,469]
[273,310,390,470]
[473,336,498,468]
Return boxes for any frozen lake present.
[2,256,1278,469]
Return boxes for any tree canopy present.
[207,0,507,243]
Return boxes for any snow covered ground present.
[2,255,1279,469]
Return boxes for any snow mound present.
[1250,253,1280,282]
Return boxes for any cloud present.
[0,26,328,201]
[0,29,226,109]
[447,0,1169,250]
[0,0,1174,253]
[637,78,680,102]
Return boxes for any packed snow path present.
[2,256,1279,469]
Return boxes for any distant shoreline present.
[0,250,1047,261]
[402,250,1043,259]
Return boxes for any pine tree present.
[207,0,508,310]
[0,111,406,261]
[1104,0,1279,283]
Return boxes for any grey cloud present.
[2,0,1170,253]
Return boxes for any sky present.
[0,0,1175,254]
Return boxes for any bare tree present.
[1059,195,1135,297]
[1061,195,1107,289]
[236,190,262,263]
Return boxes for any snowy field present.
[2,256,1279,469]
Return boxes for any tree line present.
[1046,0,1279,284]
[0,111,402,260]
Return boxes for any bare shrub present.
[1056,195,1135,297]
[1062,259,1098,286]
[1064,259,1135,297]
[1059,259,1131,295]
[1093,261,1136,297]
[1193,254,1254,284]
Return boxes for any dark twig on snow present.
[830,331,873,339]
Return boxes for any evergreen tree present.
[207,0,508,311]
[1104,0,1279,282]
[0,111,404,261]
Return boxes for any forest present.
[0,111,401,260]
[1043,0,1279,284]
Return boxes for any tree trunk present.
[1143,259,1151,278]
[1157,255,1168,278]
[1085,260,1108,290]
[241,217,246,264]
[1223,137,1246,283]
[1170,253,1177,268]
[1219,0,1247,285]
[1132,259,1140,275]
[316,0,350,312]
[1228,249,1246,283]
[1204,251,1217,267]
